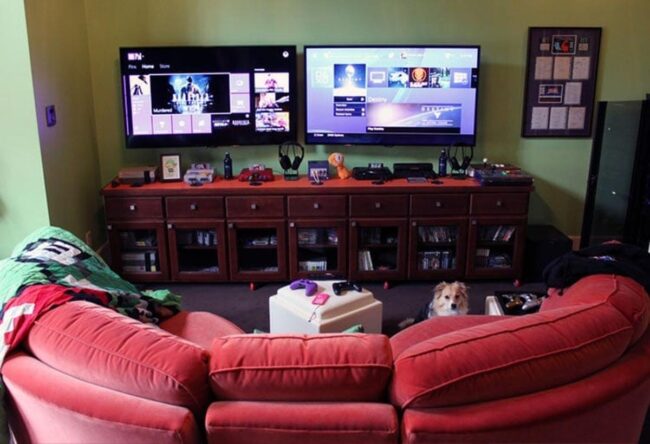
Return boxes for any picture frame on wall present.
[521,27,602,137]
[160,153,182,181]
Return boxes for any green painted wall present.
[83,0,650,237]
[0,1,49,258]
[24,0,103,248]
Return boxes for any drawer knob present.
[313,203,320,209]
[107,225,112,231]
[351,221,357,227]
[190,203,198,211]
[129,204,137,211]
[289,222,295,228]
[167,223,173,229]
[412,221,417,227]
[250,203,258,210]
[375,202,381,209]
[435,201,442,208]
[496,200,503,207]
[228,223,234,229]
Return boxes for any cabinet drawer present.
[349,194,408,217]
[470,193,529,215]
[288,196,347,218]
[226,196,285,218]
[166,196,224,219]
[105,197,163,220]
[410,194,468,216]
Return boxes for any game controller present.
[332,281,362,296]
[521,293,542,311]
[290,279,318,296]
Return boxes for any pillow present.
[210,333,392,402]
[391,302,636,409]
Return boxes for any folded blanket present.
[0,226,181,361]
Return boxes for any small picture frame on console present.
[161,154,182,181]
[308,160,330,184]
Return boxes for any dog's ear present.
[433,282,448,298]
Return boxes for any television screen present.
[120,46,297,148]
[305,46,480,146]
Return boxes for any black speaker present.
[524,225,572,282]
[278,141,304,171]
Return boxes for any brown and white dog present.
[398,281,470,329]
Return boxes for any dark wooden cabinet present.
[102,177,531,283]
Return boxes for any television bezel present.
[119,45,298,149]
[303,44,481,146]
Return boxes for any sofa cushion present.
[542,274,649,343]
[209,334,392,402]
[205,401,398,444]
[25,301,211,416]
[390,315,508,359]
[159,311,244,349]
[391,301,638,409]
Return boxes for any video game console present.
[332,281,362,296]
[290,279,318,296]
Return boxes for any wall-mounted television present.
[120,46,297,148]
[304,45,480,146]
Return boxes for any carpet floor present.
[144,279,546,336]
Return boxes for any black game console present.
[352,167,393,181]
[472,165,533,186]
[393,163,437,179]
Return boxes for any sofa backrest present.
[542,274,649,343]
[25,301,212,417]
[391,276,649,409]
[209,333,393,402]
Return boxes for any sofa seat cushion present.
[159,311,244,349]
[391,301,638,409]
[542,274,649,343]
[25,301,211,416]
[209,334,392,402]
[205,401,398,444]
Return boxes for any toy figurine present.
[328,152,351,180]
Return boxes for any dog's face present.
[430,281,469,316]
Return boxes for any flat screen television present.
[304,45,480,146]
[120,46,297,148]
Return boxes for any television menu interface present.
[305,46,479,146]
[120,46,296,148]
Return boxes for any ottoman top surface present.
[275,280,380,322]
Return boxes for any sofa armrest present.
[2,352,200,444]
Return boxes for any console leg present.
[383,281,391,290]
[249,282,256,291]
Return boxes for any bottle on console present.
[223,152,233,180]
[438,149,448,177]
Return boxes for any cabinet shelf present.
[418,241,456,248]
[298,243,338,249]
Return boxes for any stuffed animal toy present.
[328,152,351,180]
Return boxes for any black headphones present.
[449,144,474,172]
[278,141,304,171]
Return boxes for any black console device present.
[352,167,393,181]
[393,163,437,179]
[332,281,362,295]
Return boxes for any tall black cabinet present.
[581,99,650,251]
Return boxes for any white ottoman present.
[269,281,383,333]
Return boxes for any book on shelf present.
[299,260,328,272]
[475,248,490,268]
[358,249,374,271]
[121,250,158,272]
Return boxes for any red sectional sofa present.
[2,274,649,443]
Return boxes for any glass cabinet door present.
[228,220,287,281]
[167,221,227,281]
[409,217,467,279]
[289,220,347,279]
[350,219,407,280]
[466,217,526,279]
[108,222,168,282]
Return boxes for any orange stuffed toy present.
[328,152,351,180]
